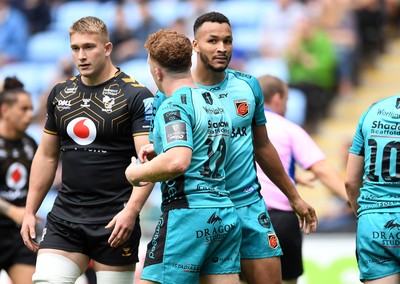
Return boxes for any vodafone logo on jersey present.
[67,117,97,145]
[6,162,27,190]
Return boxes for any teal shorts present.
[237,199,283,259]
[357,212,400,281]
[141,207,241,284]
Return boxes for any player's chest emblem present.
[234,99,250,117]
[81,98,91,108]
[6,162,27,190]
[67,117,97,145]
[102,95,115,113]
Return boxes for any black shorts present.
[39,212,141,266]
[269,209,303,280]
[0,225,36,270]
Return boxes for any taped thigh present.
[96,270,135,284]
[32,253,81,284]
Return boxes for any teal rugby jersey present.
[350,95,400,216]
[153,86,233,211]
[196,69,266,207]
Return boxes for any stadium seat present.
[121,2,144,30]
[231,26,263,58]
[148,1,190,27]
[244,57,290,82]
[50,1,101,31]
[25,30,70,63]
[95,1,118,30]
[213,0,267,28]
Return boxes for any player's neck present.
[0,122,22,140]
[193,64,225,87]
[81,63,118,86]
[163,76,197,97]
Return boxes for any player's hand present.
[105,208,137,248]
[125,157,149,187]
[138,143,156,163]
[20,213,40,253]
[291,199,318,234]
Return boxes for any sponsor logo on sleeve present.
[163,110,182,123]
[165,122,187,143]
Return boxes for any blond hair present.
[69,16,109,43]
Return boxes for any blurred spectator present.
[109,3,141,65]
[110,0,162,64]
[168,17,189,36]
[183,0,213,36]
[384,0,400,37]
[354,0,387,64]
[259,0,307,58]
[319,0,359,99]
[0,0,29,65]
[20,0,51,35]
[131,0,162,58]
[285,13,337,134]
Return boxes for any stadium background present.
[2,0,400,283]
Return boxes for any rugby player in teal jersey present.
[149,12,318,284]
[346,95,400,284]
[126,29,241,284]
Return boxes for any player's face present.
[193,22,232,73]
[70,32,109,80]
[3,93,33,135]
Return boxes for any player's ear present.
[104,42,113,56]
[193,39,199,53]
[154,67,162,81]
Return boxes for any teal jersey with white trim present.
[196,69,266,207]
[350,95,400,215]
[153,86,233,211]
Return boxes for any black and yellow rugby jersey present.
[45,70,154,224]
[0,134,37,227]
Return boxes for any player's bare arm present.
[345,153,364,215]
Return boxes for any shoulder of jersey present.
[52,76,77,92]
[230,69,253,80]
[118,71,147,88]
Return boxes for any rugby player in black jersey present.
[0,76,37,284]
[20,16,154,284]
